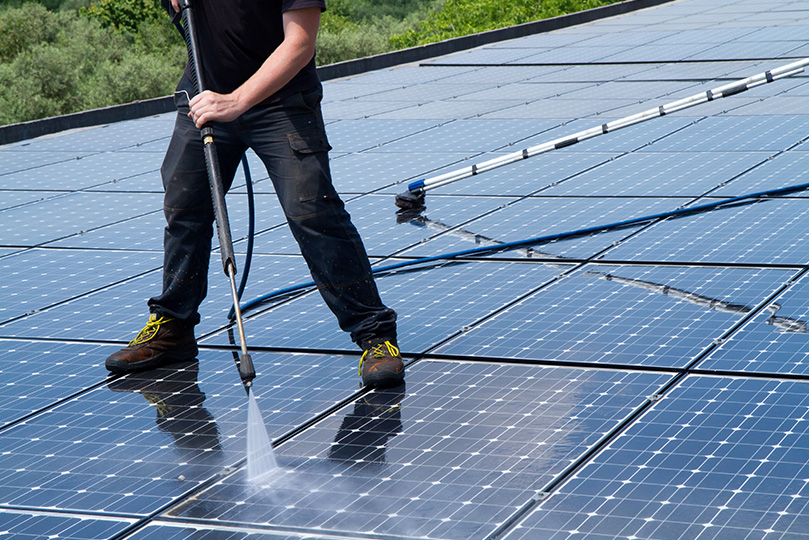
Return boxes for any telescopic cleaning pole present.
[394,57,809,210]
[174,0,255,391]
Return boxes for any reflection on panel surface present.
[503,376,809,540]
[437,266,793,367]
[166,361,671,540]
[0,351,360,515]
[699,271,809,375]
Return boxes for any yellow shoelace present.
[358,340,400,375]
[129,314,174,346]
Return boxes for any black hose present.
[228,155,255,321]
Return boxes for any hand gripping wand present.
[170,0,256,392]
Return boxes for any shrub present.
[80,0,163,33]
[0,3,59,62]
[391,0,622,48]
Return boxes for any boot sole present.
[362,369,405,389]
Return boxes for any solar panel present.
[436,265,795,368]
[503,375,809,539]
[607,199,809,264]
[0,510,134,540]
[698,270,809,375]
[202,260,567,353]
[3,0,809,538]
[164,361,672,540]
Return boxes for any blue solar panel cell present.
[622,61,770,81]
[0,191,60,212]
[480,98,639,120]
[0,249,161,323]
[372,99,530,121]
[165,362,671,540]
[436,266,793,368]
[424,47,557,66]
[314,119,442,154]
[330,152,477,194]
[607,198,809,264]
[400,197,685,260]
[321,99,421,121]
[430,152,615,197]
[710,152,809,197]
[0,254,310,341]
[366,118,573,154]
[453,82,597,102]
[202,260,565,353]
[0,151,91,175]
[3,123,170,153]
[540,152,770,197]
[697,271,809,375]
[1,151,164,191]
[0,192,163,247]
[502,375,809,540]
[639,115,809,153]
[0,511,134,540]
[0,352,361,514]
[0,340,110,428]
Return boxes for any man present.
[105,0,404,388]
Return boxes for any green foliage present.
[316,0,437,65]
[0,3,59,62]
[0,0,624,126]
[80,0,163,33]
[390,0,622,48]
[0,2,183,125]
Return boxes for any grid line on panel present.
[0,259,161,329]
[135,518,389,540]
[482,267,809,538]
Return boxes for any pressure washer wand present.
[394,56,809,210]
[176,0,255,391]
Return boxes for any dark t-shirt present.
[183,0,326,105]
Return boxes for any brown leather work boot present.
[105,314,198,373]
[359,338,405,388]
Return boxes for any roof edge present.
[0,0,675,146]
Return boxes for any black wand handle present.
[179,0,237,278]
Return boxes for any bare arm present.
[187,7,321,128]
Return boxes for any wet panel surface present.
[698,271,809,376]
[436,266,793,368]
[0,351,361,515]
[165,362,672,540]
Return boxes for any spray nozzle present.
[239,353,256,389]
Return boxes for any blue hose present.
[235,180,809,318]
